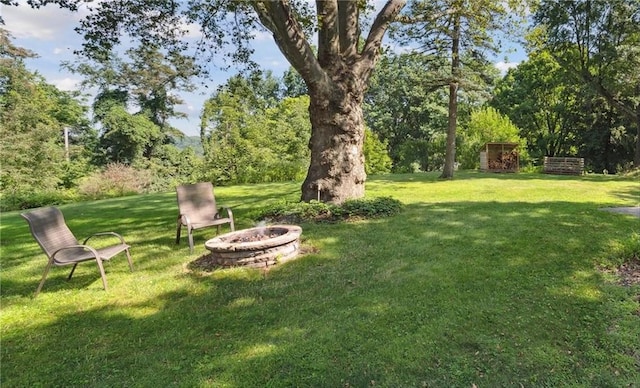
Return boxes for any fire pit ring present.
[204,225,302,268]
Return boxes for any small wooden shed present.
[480,142,519,173]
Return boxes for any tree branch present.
[359,0,406,76]
[316,0,339,67]
[251,1,326,87]
[338,0,359,58]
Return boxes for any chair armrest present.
[221,207,233,219]
[83,232,127,245]
[178,214,192,226]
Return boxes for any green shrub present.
[0,189,80,211]
[458,107,528,170]
[78,163,152,200]
[336,196,404,218]
[363,128,392,174]
[255,196,403,223]
[619,166,640,179]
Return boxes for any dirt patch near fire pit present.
[599,255,640,316]
[599,255,640,287]
[610,256,640,287]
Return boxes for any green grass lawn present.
[1,171,639,387]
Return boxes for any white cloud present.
[494,61,518,74]
[180,20,203,39]
[2,3,79,40]
[52,47,71,55]
[52,77,81,91]
[268,59,283,68]
[252,29,272,41]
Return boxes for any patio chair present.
[176,182,235,253]
[21,207,134,297]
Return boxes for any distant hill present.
[173,136,204,155]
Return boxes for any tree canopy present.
[534,0,640,165]
[0,29,92,196]
[392,0,527,178]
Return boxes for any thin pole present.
[64,127,69,162]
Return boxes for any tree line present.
[1,0,638,210]
[0,29,390,210]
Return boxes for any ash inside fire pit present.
[204,225,302,268]
[228,232,282,243]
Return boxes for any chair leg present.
[176,222,182,245]
[67,263,79,280]
[188,228,195,254]
[124,249,134,271]
[95,258,108,291]
[34,259,54,298]
[229,219,235,231]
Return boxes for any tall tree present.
[123,45,196,140]
[392,0,527,178]
[364,52,449,172]
[491,50,582,159]
[200,86,312,185]
[67,44,197,158]
[282,67,308,98]
[534,0,640,167]
[17,0,406,204]
[0,29,91,196]
[93,90,161,165]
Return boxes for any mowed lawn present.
[1,172,639,387]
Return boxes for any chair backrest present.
[176,182,219,223]
[21,207,79,259]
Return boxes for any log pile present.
[480,143,519,172]
[488,151,518,170]
[543,157,584,175]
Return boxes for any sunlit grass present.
[1,171,639,386]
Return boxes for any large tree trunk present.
[252,0,406,203]
[302,84,366,203]
[635,103,640,168]
[441,82,458,179]
[440,13,461,179]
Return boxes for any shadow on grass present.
[2,200,639,386]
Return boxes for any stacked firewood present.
[488,151,518,170]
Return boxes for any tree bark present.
[441,82,458,178]
[302,79,367,203]
[635,103,640,168]
[440,13,461,179]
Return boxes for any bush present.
[0,189,80,211]
[363,128,392,174]
[335,197,404,218]
[619,165,640,179]
[458,107,528,170]
[255,196,403,223]
[78,163,152,200]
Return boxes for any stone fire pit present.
[204,225,302,268]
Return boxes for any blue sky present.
[2,1,525,137]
